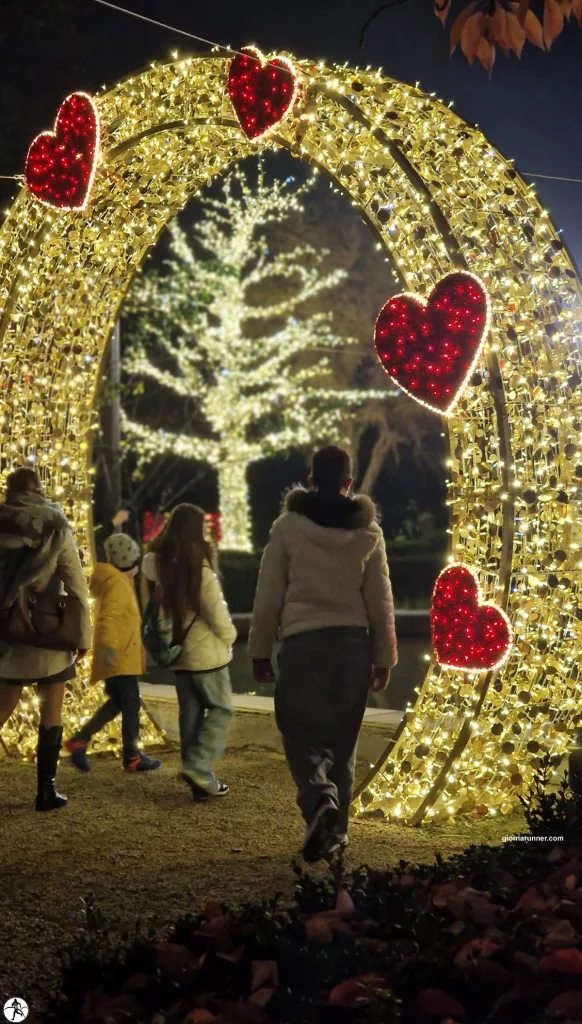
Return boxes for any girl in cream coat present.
[142,504,236,798]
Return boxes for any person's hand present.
[370,667,390,692]
[253,659,275,684]
[75,649,88,663]
[112,509,131,528]
[100,647,117,673]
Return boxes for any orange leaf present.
[523,9,546,45]
[517,0,531,21]
[506,11,526,55]
[541,948,582,974]
[435,0,452,25]
[305,916,334,942]
[510,3,546,45]
[461,11,486,63]
[477,37,496,73]
[560,0,573,17]
[449,1,477,52]
[544,0,564,46]
[572,0,582,21]
[492,4,511,52]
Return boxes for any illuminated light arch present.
[0,52,581,823]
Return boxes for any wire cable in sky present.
[523,172,582,185]
[93,0,278,66]
[92,0,582,188]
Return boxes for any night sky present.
[3,0,579,265]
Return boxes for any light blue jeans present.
[174,667,233,789]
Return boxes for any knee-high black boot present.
[35,725,68,812]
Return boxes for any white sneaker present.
[326,834,349,856]
[303,799,338,863]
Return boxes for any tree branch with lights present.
[121,165,388,551]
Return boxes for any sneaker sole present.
[179,773,228,798]
[303,804,338,863]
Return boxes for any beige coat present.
[249,488,398,669]
[0,529,92,681]
[142,553,236,672]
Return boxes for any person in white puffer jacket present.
[142,504,236,798]
[249,446,397,862]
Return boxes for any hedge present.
[219,550,446,614]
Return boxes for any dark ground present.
[0,746,524,1015]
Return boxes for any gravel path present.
[0,746,524,1013]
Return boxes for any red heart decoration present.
[430,564,513,672]
[25,92,100,210]
[374,271,490,415]
[228,46,298,140]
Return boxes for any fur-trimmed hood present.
[284,487,378,532]
[0,492,71,610]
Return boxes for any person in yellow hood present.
[65,533,161,773]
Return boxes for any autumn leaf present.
[434,0,452,25]
[517,0,531,20]
[251,961,279,993]
[560,0,573,17]
[544,0,565,46]
[185,1012,217,1023]
[477,36,496,72]
[546,991,582,1018]
[523,9,546,44]
[336,887,357,916]
[454,937,502,967]
[305,916,334,942]
[449,1,477,52]
[506,11,527,55]
[509,3,546,45]
[412,989,466,1019]
[492,3,511,53]
[573,0,582,21]
[540,948,582,974]
[461,11,486,63]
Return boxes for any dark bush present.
[219,549,445,613]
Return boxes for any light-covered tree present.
[121,165,387,551]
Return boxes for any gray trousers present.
[275,627,371,838]
[174,667,233,786]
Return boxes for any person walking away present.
[0,468,91,811]
[65,534,161,773]
[142,504,236,798]
[249,446,397,862]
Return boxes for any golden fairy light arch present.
[0,51,581,822]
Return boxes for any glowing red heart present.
[430,564,512,672]
[25,92,100,210]
[228,46,298,140]
[374,271,489,415]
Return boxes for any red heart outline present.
[25,92,100,211]
[430,563,513,672]
[228,46,299,141]
[374,271,491,416]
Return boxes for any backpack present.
[142,591,196,668]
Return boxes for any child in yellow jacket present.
[65,534,161,773]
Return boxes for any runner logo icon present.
[3,999,29,1021]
